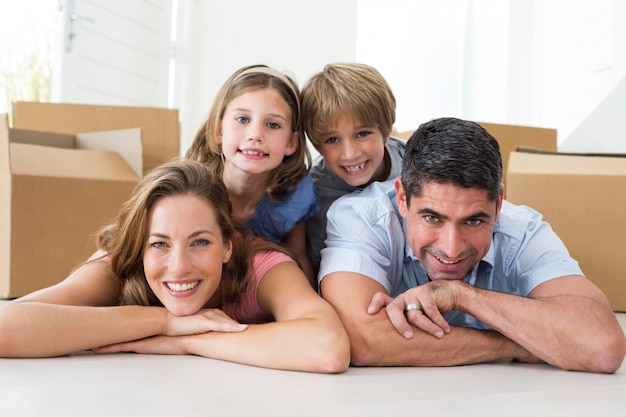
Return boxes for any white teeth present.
[166,281,199,292]
[344,161,366,172]
[241,150,266,156]
[437,257,458,265]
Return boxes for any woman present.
[0,159,349,373]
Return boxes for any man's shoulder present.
[329,180,397,220]
[495,200,544,241]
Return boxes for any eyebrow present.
[416,208,492,222]
[231,107,289,122]
[148,229,215,239]
[319,126,373,139]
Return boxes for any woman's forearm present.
[184,316,350,373]
[0,302,167,357]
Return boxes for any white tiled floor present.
[0,301,624,416]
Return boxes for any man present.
[319,117,625,373]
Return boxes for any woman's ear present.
[222,239,233,264]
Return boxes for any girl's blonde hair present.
[186,64,311,201]
[97,158,292,306]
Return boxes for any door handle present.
[65,0,95,52]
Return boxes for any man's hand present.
[368,280,468,339]
[164,308,248,337]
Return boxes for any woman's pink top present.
[222,251,294,324]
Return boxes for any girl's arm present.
[0,256,245,358]
[96,261,351,373]
[283,222,316,288]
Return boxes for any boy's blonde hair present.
[186,64,311,201]
[301,63,396,152]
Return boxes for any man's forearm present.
[456,279,625,373]
[351,312,533,367]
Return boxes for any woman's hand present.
[93,308,248,355]
[163,308,248,337]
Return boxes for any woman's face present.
[143,194,232,316]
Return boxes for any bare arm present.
[283,222,316,288]
[0,260,165,357]
[97,262,350,373]
[461,276,625,372]
[381,276,626,373]
[0,256,245,358]
[321,272,537,367]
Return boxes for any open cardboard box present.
[0,114,142,298]
[12,101,180,174]
[506,148,626,312]
[397,121,557,188]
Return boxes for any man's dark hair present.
[401,117,503,202]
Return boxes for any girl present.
[187,64,318,285]
[0,159,349,373]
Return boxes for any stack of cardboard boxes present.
[507,149,626,312]
[1,102,180,298]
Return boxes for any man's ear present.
[284,131,299,156]
[495,183,505,218]
[395,177,409,217]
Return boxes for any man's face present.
[395,178,502,281]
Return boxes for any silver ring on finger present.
[404,303,421,314]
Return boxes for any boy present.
[302,63,405,274]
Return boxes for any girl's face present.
[218,88,298,176]
[143,194,232,316]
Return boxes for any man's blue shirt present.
[319,180,583,329]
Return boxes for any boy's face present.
[318,115,388,187]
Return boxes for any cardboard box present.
[506,150,626,312]
[12,101,180,174]
[0,114,142,298]
[397,121,557,188]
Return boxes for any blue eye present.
[267,122,280,129]
[236,116,249,124]
[325,137,338,145]
[192,239,209,247]
[150,241,168,248]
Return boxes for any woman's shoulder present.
[251,250,295,278]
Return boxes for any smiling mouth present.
[166,281,199,292]
[240,149,268,157]
[435,255,461,265]
[343,161,367,172]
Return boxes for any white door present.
[56,0,174,107]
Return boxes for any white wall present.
[356,0,469,134]
[355,0,626,149]
[176,0,357,154]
